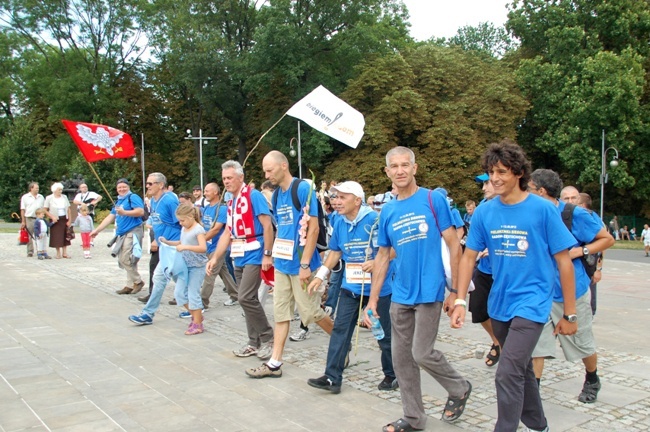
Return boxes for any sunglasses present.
[146,182,158,186]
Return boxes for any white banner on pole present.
[286,85,365,149]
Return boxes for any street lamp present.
[599,129,620,220]
[289,121,302,178]
[185,128,217,193]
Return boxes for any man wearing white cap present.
[306,181,397,393]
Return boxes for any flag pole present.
[85,161,116,206]
[242,113,287,168]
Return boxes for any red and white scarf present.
[227,185,261,250]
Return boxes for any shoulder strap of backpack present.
[427,190,442,236]
[291,179,302,211]
[561,203,575,232]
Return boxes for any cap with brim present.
[330,181,365,201]
[475,173,489,182]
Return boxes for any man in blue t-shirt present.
[245,151,333,379]
[206,160,275,360]
[91,178,145,295]
[529,170,614,404]
[199,182,238,308]
[129,172,182,325]
[365,147,470,432]
[305,181,397,394]
[454,141,578,432]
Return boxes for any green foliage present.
[448,22,516,58]
[327,44,528,203]
[0,118,50,219]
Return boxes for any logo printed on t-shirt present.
[517,239,529,251]
[418,222,429,233]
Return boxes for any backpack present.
[561,203,598,279]
[272,179,329,251]
[127,193,149,222]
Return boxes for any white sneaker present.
[223,298,238,306]
[323,306,333,317]
[289,329,310,342]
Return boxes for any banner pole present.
[86,161,115,206]
[242,113,287,168]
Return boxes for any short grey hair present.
[385,146,415,166]
[148,172,167,186]
[222,160,244,176]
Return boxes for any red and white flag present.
[62,120,135,163]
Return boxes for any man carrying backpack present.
[91,178,146,295]
[528,169,614,404]
[245,150,334,379]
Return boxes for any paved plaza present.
[1,230,649,431]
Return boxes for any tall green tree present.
[508,0,650,214]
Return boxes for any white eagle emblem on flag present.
[76,124,124,156]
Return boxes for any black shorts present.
[469,267,493,324]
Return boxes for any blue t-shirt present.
[329,209,391,297]
[230,189,270,267]
[149,192,181,243]
[377,188,452,305]
[273,179,321,275]
[466,194,576,323]
[201,202,227,254]
[555,201,603,301]
[475,198,493,275]
[112,192,144,236]
[451,208,464,229]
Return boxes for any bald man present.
[245,151,333,379]
[560,186,580,204]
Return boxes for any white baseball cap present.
[330,181,365,201]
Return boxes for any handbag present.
[66,226,76,241]
[19,227,30,245]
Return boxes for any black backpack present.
[272,179,329,251]
[561,203,598,279]
[127,193,149,222]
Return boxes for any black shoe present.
[168,299,177,305]
[307,375,341,394]
[578,379,601,403]
[138,295,150,303]
[378,376,399,391]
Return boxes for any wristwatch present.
[300,263,310,270]
[582,247,590,256]
[263,249,272,257]
[563,314,578,323]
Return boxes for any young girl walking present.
[73,204,94,258]
[160,203,208,335]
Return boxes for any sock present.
[586,369,599,384]
[267,358,283,369]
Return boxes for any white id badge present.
[230,239,246,258]
[345,263,372,284]
[272,238,294,260]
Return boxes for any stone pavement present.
[1,231,650,432]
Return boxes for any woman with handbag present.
[44,182,72,259]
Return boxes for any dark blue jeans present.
[324,262,344,313]
[324,289,394,385]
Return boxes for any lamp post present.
[185,129,218,193]
[599,129,619,220]
[288,121,302,178]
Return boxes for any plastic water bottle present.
[367,310,385,340]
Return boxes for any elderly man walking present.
[20,182,45,257]
[128,172,181,325]
[91,178,145,295]
[206,161,275,359]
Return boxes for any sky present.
[401,0,512,40]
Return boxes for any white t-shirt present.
[21,193,45,217]
[641,229,650,243]
[74,191,100,206]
